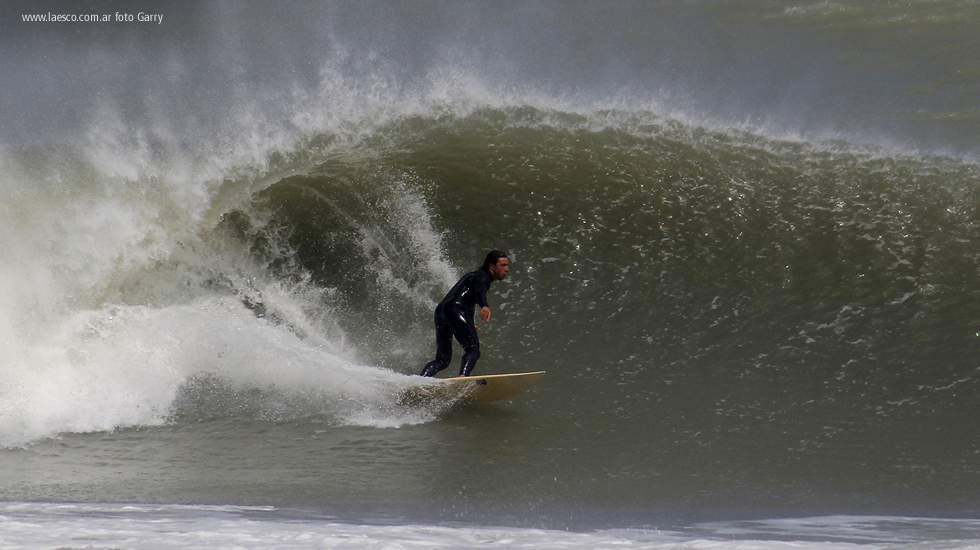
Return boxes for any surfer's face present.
[489,257,509,280]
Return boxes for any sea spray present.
[0,115,462,446]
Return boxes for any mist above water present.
[4,1,980,154]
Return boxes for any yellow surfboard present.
[403,371,545,404]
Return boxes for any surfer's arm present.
[474,271,492,322]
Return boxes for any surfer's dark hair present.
[481,250,508,271]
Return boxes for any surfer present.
[420,250,510,378]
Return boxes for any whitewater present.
[4,0,980,548]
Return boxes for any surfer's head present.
[482,250,509,280]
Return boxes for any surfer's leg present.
[420,307,452,377]
[458,346,481,377]
[446,308,481,376]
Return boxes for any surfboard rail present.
[402,371,545,404]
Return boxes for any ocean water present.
[4,1,980,548]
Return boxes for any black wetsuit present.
[420,268,494,377]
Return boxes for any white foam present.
[5,504,978,550]
[0,293,442,446]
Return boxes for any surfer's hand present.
[480,306,491,322]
